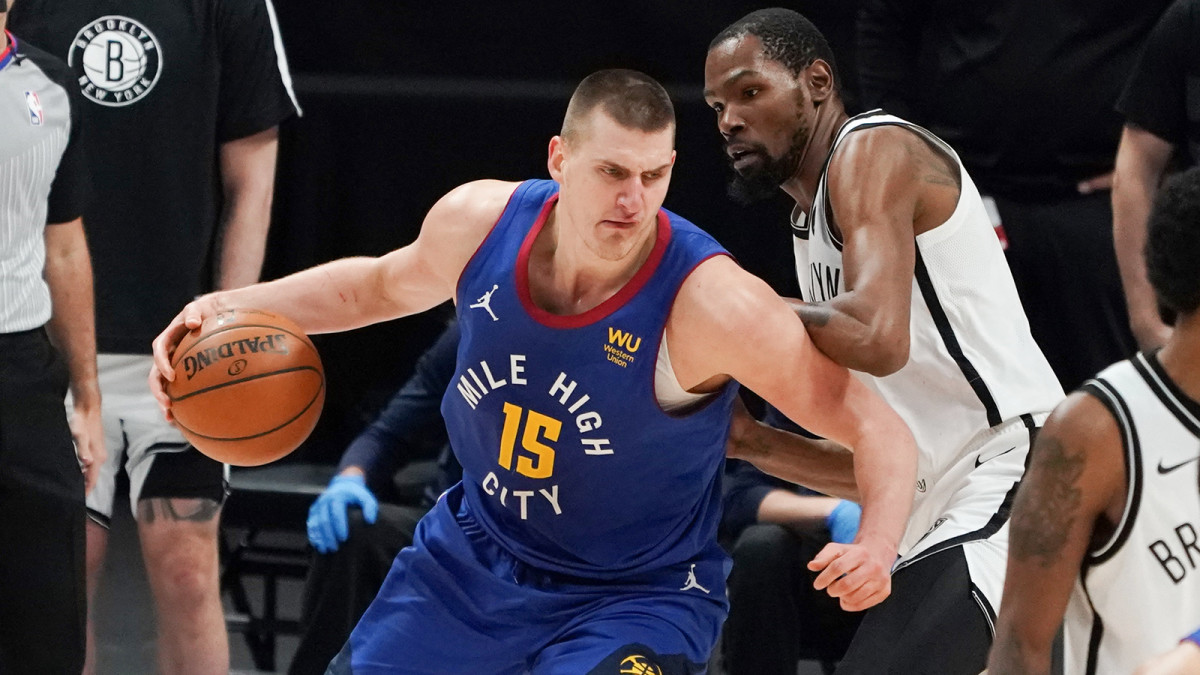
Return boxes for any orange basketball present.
[165,308,325,466]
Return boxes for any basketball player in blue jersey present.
[149,69,918,673]
[705,9,1065,673]
[989,168,1200,674]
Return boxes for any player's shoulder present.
[828,120,961,227]
[673,255,784,336]
[432,180,522,222]
[418,180,523,246]
[661,207,730,254]
[1026,388,1131,521]
[1039,390,1124,463]
[830,123,932,177]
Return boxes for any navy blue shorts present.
[328,484,729,674]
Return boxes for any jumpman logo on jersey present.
[470,284,500,321]
[679,564,710,594]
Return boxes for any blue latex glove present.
[306,474,379,554]
[825,500,862,545]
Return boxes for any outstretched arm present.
[988,392,1126,675]
[150,180,517,413]
[669,256,917,611]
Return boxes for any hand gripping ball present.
[165,308,325,466]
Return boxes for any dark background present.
[265,1,862,462]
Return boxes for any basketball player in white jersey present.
[988,167,1200,674]
[704,9,1065,672]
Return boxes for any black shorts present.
[835,546,992,675]
[83,354,227,527]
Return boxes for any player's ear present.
[807,59,834,105]
[547,135,566,181]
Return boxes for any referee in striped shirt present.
[0,4,102,672]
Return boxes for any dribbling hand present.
[808,533,895,612]
[148,294,227,422]
[307,473,379,554]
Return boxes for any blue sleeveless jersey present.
[442,179,739,579]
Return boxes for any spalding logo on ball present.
[165,308,325,466]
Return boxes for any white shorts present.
[894,412,1048,618]
[72,354,228,527]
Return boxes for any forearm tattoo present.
[1010,435,1086,566]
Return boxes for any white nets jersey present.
[1065,353,1200,674]
[792,111,1064,576]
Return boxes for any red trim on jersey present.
[517,195,672,329]
[0,32,17,71]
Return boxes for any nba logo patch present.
[25,91,43,126]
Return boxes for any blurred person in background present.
[1113,0,1200,351]
[0,4,100,670]
[858,0,1171,392]
[9,0,300,670]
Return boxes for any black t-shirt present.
[858,0,1171,200]
[1117,0,1200,165]
[10,0,299,353]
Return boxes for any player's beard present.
[726,120,809,205]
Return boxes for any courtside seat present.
[221,462,336,671]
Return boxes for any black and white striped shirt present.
[0,32,88,333]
